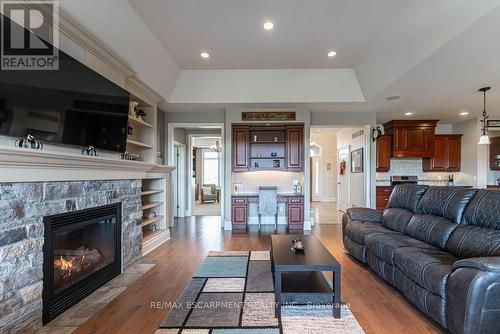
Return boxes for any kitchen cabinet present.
[376,186,393,211]
[232,124,304,172]
[422,135,462,172]
[383,120,438,158]
[286,125,303,171]
[490,136,500,170]
[376,135,391,172]
[232,125,250,171]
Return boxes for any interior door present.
[337,146,350,211]
[311,156,321,201]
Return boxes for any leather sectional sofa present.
[342,185,500,334]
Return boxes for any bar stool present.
[258,186,278,232]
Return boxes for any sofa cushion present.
[365,233,436,265]
[366,251,396,286]
[344,220,396,244]
[405,214,459,250]
[394,247,457,298]
[381,208,414,233]
[386,184,428,213]
[447,190,500,258]
[403,187,477,250]
[416,187,477,225]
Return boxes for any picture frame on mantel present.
[351,148,363,173]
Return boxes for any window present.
[203,150,219,185]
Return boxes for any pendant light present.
[478,87,491,145]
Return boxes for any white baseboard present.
[224,220,232,230]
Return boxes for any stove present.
[391,175,418,186]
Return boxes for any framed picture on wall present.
[351,148,363,173]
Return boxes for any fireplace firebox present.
[43,203,122,324]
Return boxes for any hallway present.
[311,201,344,225]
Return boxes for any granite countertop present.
[232,192,303,197]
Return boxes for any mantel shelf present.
[0,145,175,182]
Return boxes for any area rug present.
[157,251,364,334]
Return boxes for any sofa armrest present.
[346,207,382,223]
[447,258,500,334]
[453,257,500,272]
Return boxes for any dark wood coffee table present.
[271,235,341,318]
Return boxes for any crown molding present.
[125,76,164,105]
[57,11,135,79]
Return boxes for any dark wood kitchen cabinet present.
[286,125,303,171]
[422,134,462,172]
[232,125,250,171]
[232,123,304,172]
[490,136,500,170]
[383,120,438,158]
[376,135,392,172]
[376,186,393,211]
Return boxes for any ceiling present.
[128,0,406,69]
[67,0,500,123]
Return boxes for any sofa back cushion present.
[447,190,500,258]
[404,187,477,249]
[381,185,428,232]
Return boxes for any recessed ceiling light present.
[459,111,469,116]
[200,52,210,59]
[327,51,337,57]
[263,22,274,30]
[386,95,400,101]
[405,112,413,116]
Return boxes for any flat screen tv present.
[0,15,130,152]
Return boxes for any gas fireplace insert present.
[42,203,122,324]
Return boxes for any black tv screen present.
[0,15,130,152]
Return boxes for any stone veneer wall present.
[0,179,143,333]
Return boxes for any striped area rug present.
[157,251,364,334]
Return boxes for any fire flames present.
[56,255,76,271]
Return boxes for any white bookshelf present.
[141,176,171,255]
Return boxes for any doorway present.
[167,123,225,224]
[309,128,342,224]
[337,146,350,211]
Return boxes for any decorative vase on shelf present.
[135,109,146,122]
[129,101,139,117]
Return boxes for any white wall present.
[337,127,367,207]
[60,0,180,101]
[170,69,365,103]
[310,132,338,201]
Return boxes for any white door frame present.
[173,142,187,218]
[167,122,225,222]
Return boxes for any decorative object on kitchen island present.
[15,134,43,150]
[351,148,363,173]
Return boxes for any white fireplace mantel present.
[0,146,176,183]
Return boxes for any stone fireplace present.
[42,203,122,324]
[0,180,143,333]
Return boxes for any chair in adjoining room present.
[258,186,278,232]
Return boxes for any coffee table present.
[271,235,341,318]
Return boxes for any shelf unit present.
[126,93,157,163]
[141,177,170,255]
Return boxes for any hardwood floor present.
[73,216,445,334]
